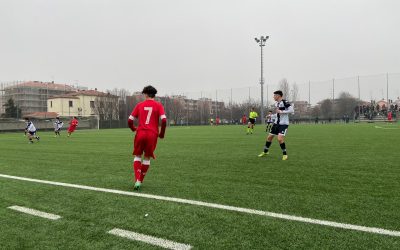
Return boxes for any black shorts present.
[249,118,256,124]
[270,124,289,136]
[28,131,36,136]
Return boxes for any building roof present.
[5,81,77,91]
[48,95,80,100]
[48,90,115,100]
[24,112,59,119]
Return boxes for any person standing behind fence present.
[54,117,64,137]
[67,116,78,137]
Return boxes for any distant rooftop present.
[5,81,77,91]
[48,89,115,99]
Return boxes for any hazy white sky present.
[0,0,399,98]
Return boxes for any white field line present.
[1,173,400,237]
[8,205,61,220]
[374,126,399,130]
[108,228,192,250]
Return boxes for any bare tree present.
[278,78,290,99]
[290,82,299,102]
[93,93,119,121]
[336,92,359,118]
[168,97,185,125]
[320,99,333,119]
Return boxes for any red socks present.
[133,156,142,182]
[140,160,150,182]
[133,157,151,183]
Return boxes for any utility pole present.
[254,35,269,124]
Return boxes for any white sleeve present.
[283,105,294,114]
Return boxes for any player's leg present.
[140,157,150,183]
[28,132,33,143]
[133,133,145,190]
[259,124,278,157]
[140,133,158,183]
[133,155,142,183]
[258,134,274,157]
[247,121,251,134]
[278,126,289,160]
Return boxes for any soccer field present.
[1,123,400,249]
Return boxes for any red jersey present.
[130,99,166,135]
[70,118,78,127]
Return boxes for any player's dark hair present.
[142,85,157,98]
[268,110,272,113]
[24,117,29,121]
[274,90,283,97]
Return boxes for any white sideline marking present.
[1,174,400,237]
[8,205,61,220]
[374,126,399,130]
[108,228,192,250]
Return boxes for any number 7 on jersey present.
[144,107,153,124]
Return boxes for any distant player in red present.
[67,116,78,137]
[388,111,393,121]
[241,114,247,125]
[128,85,167,190]
[216,116,220,126]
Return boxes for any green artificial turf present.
[0,123,399,249]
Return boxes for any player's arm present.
[128,115,137,132]
[158,104,167,139]
[281,104,294,114]
[128,106,139,132]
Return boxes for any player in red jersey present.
[241,114,247,125]
[128,85,167,190]
[67,116,78,137]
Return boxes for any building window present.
[69,100,73,107]
[50,101,52,108]
[90,101,95,108]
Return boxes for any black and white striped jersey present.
[274,100,294,125]
[25,121,36,132]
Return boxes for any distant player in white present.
[54,117,64,137]
[258,90,294,160]
[265,110,275,132]
[25,118,40,143]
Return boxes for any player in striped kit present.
[265,110,274,132]
[54,117,64,137]
[258,90,294,160]
[24,118,40,143]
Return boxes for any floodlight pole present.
[255,36,269,124]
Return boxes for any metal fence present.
[2,73,399,128]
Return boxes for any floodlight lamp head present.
[255,38,260,43]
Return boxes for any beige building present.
[47,90,113,117]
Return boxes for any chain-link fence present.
[2,73,399,129]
